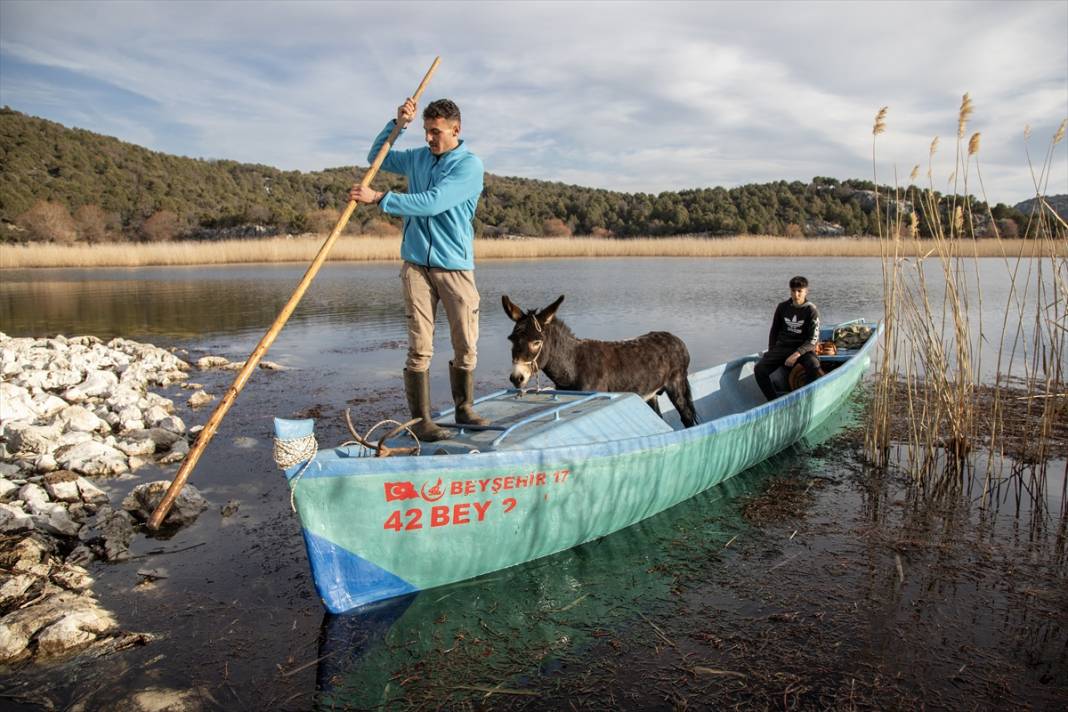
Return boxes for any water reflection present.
[311,396,860,709]
[1,258,891,402]
[0,264,407,342]
[0,257,1051,382]
[313,462,774,709]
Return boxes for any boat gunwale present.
[284,320,880,480]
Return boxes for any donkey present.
[502,295,699,428]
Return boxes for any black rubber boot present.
[403,369,450,442]
[449,363,489,426]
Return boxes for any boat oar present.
[147,57,442,531]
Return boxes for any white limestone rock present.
[121,688,204,712]
[144,393,174,410]
[18,483,50,509]
[42,470,81,503]
[0,591,116,662]
[51,564,93,592]
[188,390,214,408]
[117,405,143,423]
[55,430,94,449]
[158,369,189,386]
[0,574,37,608]
[21,368,84,391]
[36,598,116,657]
[5,424,62,456]
[143,405,171,427]
[0,382,38,423]
[0,477,18,501]
[74,369,119,398]
[75,476,109,504]
[61,387,88,403]
[30,502,81,537]
[57,405,109,434]
[54,441,129,477]
[120,418,146,433]
[196,356,230,369]
[116,438,157,457]
[123,480,207,527]
[158,440,188,464]
[34,453,59,473]
[124,428,181,449]
[107,387,144,413]
[0,502,34,533]
[34,393,68,418]
[6,535,51,571]
[156,415,186,435]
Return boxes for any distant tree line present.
[0,107,1043,244]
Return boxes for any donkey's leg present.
[666,374,699,427]
[645,392,662,416]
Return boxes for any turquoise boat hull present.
[276,321,879,613]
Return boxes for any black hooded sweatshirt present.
[768,299,820,355]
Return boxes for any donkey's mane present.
[545,316,576,340]
[522,311,577,341]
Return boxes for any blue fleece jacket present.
[369,120,484,271]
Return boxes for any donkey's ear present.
[539,295,565,324]
[502,295,523,322]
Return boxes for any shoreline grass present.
[1,235,1062,269]
[865,98,1066,507]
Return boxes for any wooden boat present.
[274,320,878,614]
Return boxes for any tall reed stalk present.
[866,99,1067,507]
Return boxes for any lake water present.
[1,257,1064,710]
[0,257,890,377]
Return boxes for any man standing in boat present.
[349,97,487,441]
[754,275,822,401]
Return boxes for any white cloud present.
[1,0,1065,204]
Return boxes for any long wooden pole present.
[147,57,442,530]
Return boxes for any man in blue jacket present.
[349,98,486,441]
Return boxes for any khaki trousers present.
[401,262,480,372]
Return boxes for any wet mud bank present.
[315,426,1067,710]
[1,336,1065,710]
[0,333,289,708]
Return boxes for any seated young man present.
[754,276,821,401]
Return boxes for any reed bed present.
[1,234,1061,269]
[866,97,1067,515]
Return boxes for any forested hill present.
[0,107,1043,243]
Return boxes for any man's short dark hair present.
[423,99,461,122]
[789,276,808,289]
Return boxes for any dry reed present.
[866,95,1067,515]
[1,235,1062,270]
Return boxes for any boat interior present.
[372,321,874,456]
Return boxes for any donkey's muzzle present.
[509,363,532,388]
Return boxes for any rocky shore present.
[0,333,249,665]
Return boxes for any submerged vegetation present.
[866,95,1067,513]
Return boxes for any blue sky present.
[1,0,1065,205]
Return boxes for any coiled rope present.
[273,434,318,513]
